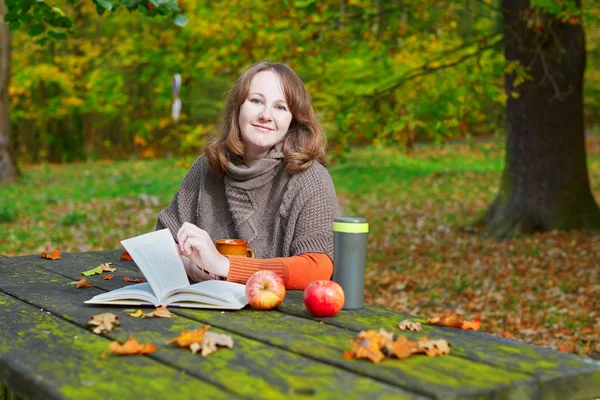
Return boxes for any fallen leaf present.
[41,249,61,260]
[166,325,233,356]
[200,331,235,356]
[461,318,481,331]
[119,251,133,261]
[167,325,211,349]
[427,311,480,331]
[103,274,114,280]
[128,306,173,319]
[398,319,422,332]
[124,277,144,283]
[146,306,172,318]
[416,336,451,357]
[99,262,116,272]
[343,329,393,364]
[427,311,464,328]
[388,336,419,359]
[87,313,120,334]
[557,342,576,353]
[81,266,103,276]
[109,335,156,355]
[127,309,145,318]
[75,278,93,289]
[581,327,593,334]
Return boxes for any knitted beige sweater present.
[156,148,341,260]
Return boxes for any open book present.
[85,229,248,310]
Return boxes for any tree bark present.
[481,0,600,237]
[0,0,18,184]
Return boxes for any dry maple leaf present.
[124,276,144,283]
[109,335,156,356]
[388,336,419,360]
[199,331,234,356]
[166,325,234,356]
[41,249,61,260]
[103,274,114,280]
[416,336,451,357]
[100,262,116,272]
[146,306,172,318]
[398,320,422,332]
[461,318,481,331]
[119,251,133,261]
[167,325,211,348]
[75,278,93,289]
[87,313,120,334]
[128,306,173,318]
[427,311,480,331]
[343,329,393,364]
[427,311,464,328]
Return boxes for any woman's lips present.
[252,124,273,131]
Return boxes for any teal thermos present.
[332,217,369,310]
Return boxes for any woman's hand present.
[177,222,230,280]
[178,251,214,282]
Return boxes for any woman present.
[156,61,341,289]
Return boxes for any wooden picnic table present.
[0,250,599,400]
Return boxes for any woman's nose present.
[259,108,272,121]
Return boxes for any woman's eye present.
[250,98,262,104]
[275,105,287,111]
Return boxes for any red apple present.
[245,270,286,310]
[303,280,345,317]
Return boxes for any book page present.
[165,280,247,309]
[84,282,158,305]
[121,229,189,302]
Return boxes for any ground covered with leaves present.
[2,137,599,359]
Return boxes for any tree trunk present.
[0,0,18,184]
[481,0,600,237]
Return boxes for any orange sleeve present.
[225,253,333,290]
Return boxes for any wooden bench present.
[0,251,599,399]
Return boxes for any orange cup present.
[215,239,255,258]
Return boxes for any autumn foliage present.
[343,329,451,364]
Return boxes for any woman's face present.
[238,70,292,164]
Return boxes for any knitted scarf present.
[156,148,340,260]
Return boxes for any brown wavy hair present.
[204,61,327,174]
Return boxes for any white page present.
[164,280,247,308]
[85,282,158,305]
[120,229,189,302]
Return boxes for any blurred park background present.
[1,1,599,358]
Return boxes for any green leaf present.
[294,0,316,7]
[36,36,49,46]
[48,30,67,39]
[96,0,114,11]
[8,20,21,30]
[173,14,188,27]
[96,3,106,15]
[81,266,103,276]
[28,24,44,37]
[3,11,20,22]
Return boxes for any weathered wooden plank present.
[0,257,426,399]
[0,292,233,400]
[278,291,600,400]
[10,253,145,293]
[80,251,600,399]
[5,255,542,399]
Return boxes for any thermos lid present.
[333,217,369,233]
